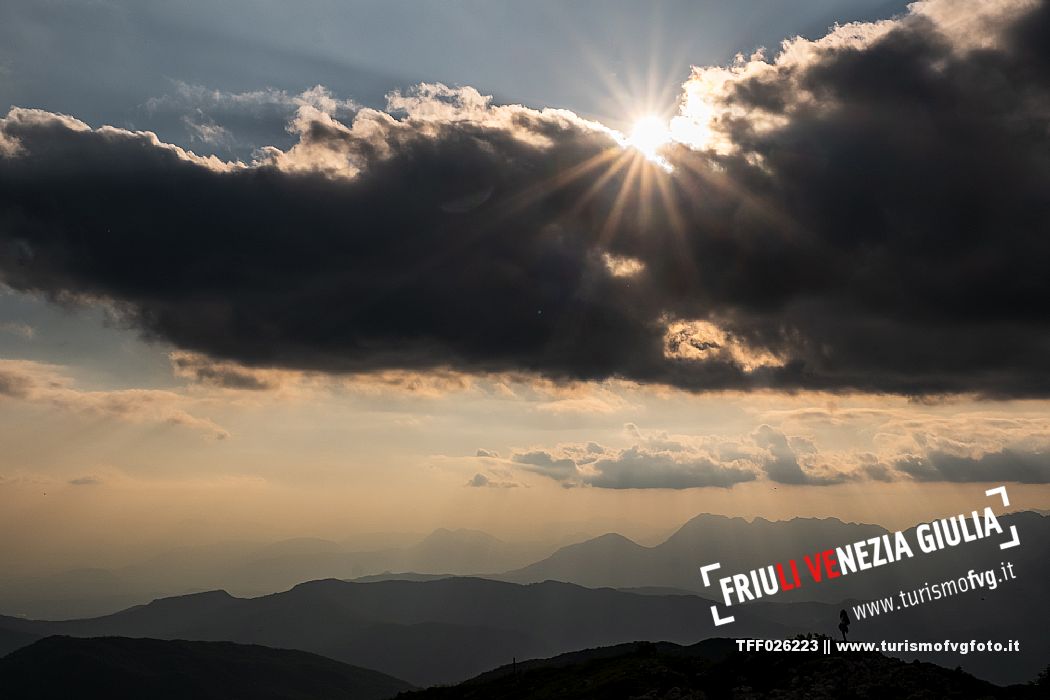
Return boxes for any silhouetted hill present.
[0,567,149,620]
[0,622,40,657]
[184,529,559,603]
[398,638,1045,699]
[0,579,789,686]
[0,529,562,619]
[0,635,412,699]
[504,533,650,589]
[501,515,889,595]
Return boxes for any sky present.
[1,0,1049,576]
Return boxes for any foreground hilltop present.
[400,638,1047,700]
[0,635,413,700]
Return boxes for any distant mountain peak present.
[585,532,639,545]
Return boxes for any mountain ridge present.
[0,635,413,699]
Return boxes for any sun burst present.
[626,115,672,164]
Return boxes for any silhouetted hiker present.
[838,609,850,641]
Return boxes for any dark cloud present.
[171,352,278,390]
[586,447,756,489]
[512,450,580,481]
[0,369,33,398]
[753,425,848,485]
[511,437,758,490]
[857,456,895,483]
[1,1,1049,396]
[466,473,490,487]
[69,476,102,486]
[475,448,499,458]
[896,449,1050,483]
[753,425,809,485]
[465,472,519,488]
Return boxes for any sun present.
[627,115,671,163]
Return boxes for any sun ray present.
[567,148,636,219]
[598,152,646,245]
[498,146,624,217]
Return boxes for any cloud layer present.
[1,0,1048,396]
[508,425,847,490]
[504,406,1050,490]
[0,358,228,438]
